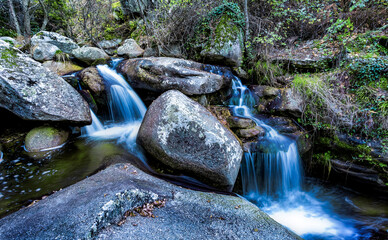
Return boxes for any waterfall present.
[81,59,146,157]
[229,77,303,199]
[206,66,355,239]
[81,109,104,136]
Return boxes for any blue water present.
[206,66,387,239]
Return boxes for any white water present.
[206,66,357,239]
[81,60,146,158]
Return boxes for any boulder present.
[0,163,300,239]
[97,39,122,55]
[0,37,17,46]
[25,126,69,152]
[249,86,304,118]
[42,60,83,76]
[267,40,340,72]
[197,13,244,67]
[278,88,304,118]
[0,40,91,124]
[117,39,144,58]
[31,42,60,62]
[118,57,228,95]
[31,31,79,54]
[72,47,110,65]
[79,67,105,95]
[98,39,122,49]
[120,0,157,16]
[137,90,243,191]
[78,67,107,113]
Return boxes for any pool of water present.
[252,178,388,239]
[0,138,133,217]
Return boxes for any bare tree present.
[8,0,21,36]
[7,0,49,37]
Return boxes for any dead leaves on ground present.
[117,199,167,226]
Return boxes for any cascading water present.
[81,59,147,158]
[207,66,357,239]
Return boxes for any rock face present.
[198,14,244,67]
[249,86,304,118]
[31,42,60,62]
[0,163,300,240]
[72,47,110,65]
[117,39,144,58]
[120,0,157,16]
[119,57,228,95]
[42,60,83,76]
[137,90,243,191]
[0,40,91,124]
[267,40,340,72]
[31,31,79,54]
[25,126,69,152]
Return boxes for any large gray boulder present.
[0,163,300,239]
[138,90,243,191]
[0,40,91,124]
[118,57,228,95]
[31,42,60,62]
[31,31,79,54]
[72,46,110,65]
[117,39,144,58]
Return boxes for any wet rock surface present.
[0,163,300,240]
[119,57,228,95]
[138,90,243,191]
[0,40,91,124]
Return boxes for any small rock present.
[117,39,144,58]
[236,126,265,138]
[227,116,255,129]
[25,126,70,152]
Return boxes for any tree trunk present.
[8,0,22,36]
[244,0,249,47]
[38,0,49,31]
[22,0,31,37]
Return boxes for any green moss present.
[0,47,18,66]
[91,58,108,66]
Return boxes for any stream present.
[0,60,387,239]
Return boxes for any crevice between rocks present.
[85,189,159,240]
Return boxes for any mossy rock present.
[196,13,244,67]
[25,126,70,152]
